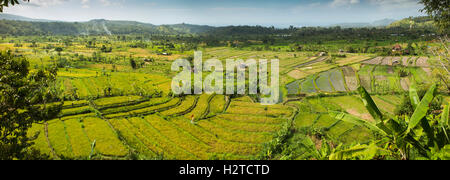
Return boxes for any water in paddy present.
[286,80,302,95]
[316,71,334,92]
[301,76,317,93]
[329,68,347,92]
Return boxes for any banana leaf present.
[409,83,420,109]
[357,86,383,122]
[408,84,437,130]
[441,105,449,128]
[330,142,391,160]
[441,105,449,142]
[329,111,387,136]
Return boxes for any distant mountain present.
[372,19,397,27]
[388,16,436,29]
[330,18,396,28]
[0,14,215,35]
[0,13,435,36]
[0,13,56,22]
[166,23,215,34]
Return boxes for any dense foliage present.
[0,51,61,159]
[420,0,450,32]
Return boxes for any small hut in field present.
[392,44,402,52]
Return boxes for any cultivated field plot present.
[28,95,293,160]
[362,56,430,67]
[58,69,171,99]
[287,60,436,95]
[342,66,358,91]
[285,54,371,81]
[290,95,389,144]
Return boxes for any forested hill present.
[0,14,214,35]
[388,16,436,29]
[0,13,440,36]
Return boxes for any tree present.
[0,0,29,13]
[0,51,62,159]
[420,0,450,90]
[130,58,137,69]
[419,0,450,32]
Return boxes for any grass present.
[226,106,291,117]
[9,35,441,160]
[372,96,397,115]
[170,117,261,156]
[294,112,319,128]
[101,97,170,115]
[126,117,196,159]
[301,75,317,93]
[93,95,143,107]
[63,118,92,158]
[210,117,281,133]
[326,121,355,139]
[103,98,180,118]
[62,100,89,109]
[217,114,285,124]
[226,100,292,117]
[313,114,338,129]
[160,96,197,116]
[109,118,162,158]
[82,117,128,157]
[197,119,271,144]
[47,120,73,158]
[27,124,53,158]
[339,126,373,144]
[184,94,211,120]
[207,95,226,117]
[143,115,211,159]
[60,106,93,117]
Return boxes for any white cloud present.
[98,0,123,7]
[99,0,111,6]
[26,0,68,7]
[81,0,90,8]
[330,0,360,7]
[368,0,422,11]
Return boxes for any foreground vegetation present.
[0,0,449,159]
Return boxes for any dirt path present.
[44,122,59,159]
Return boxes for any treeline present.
[0,19,213,36]
[199,26,437,45]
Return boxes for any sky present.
[4,0,426,27]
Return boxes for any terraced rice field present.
[301,76,317,93]
[363,56,429,67]
[58,70,172,99]
[342,66,358,91]
[315,71,334,92]
[328,68,346,92]
[28,95,295,160]
[287,60,436,95]
[290,96,379,144]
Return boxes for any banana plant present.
[329,84,450,160]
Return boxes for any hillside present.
[330,18,396,28]
[388,16,436,29]
[0,14,214,35]
[0,13,55,22]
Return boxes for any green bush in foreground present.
[329,84,449,160]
